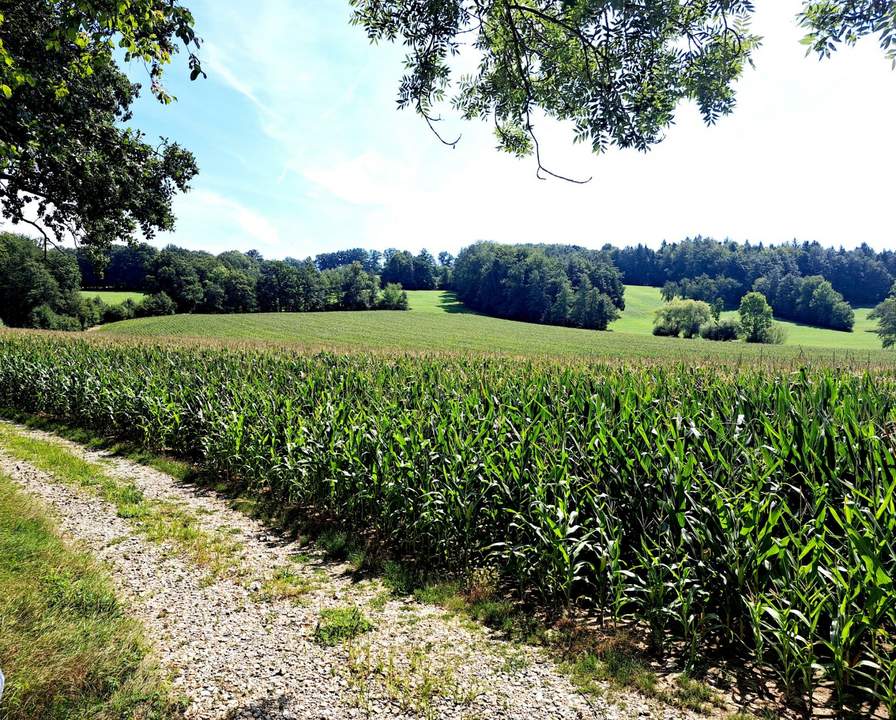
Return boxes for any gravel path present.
[0,424,693,720]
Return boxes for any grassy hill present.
[96,288,892,365]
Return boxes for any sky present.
[119,0,895,258]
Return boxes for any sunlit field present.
[82,291,147,305]
[96,288,892,365]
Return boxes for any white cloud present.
[156,189,282,256]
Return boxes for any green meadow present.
[96,288,891,365]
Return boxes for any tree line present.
[0,234,418,330]
[452,242,625,331]
[612,237,895,331]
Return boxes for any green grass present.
[0,472,182,720]
[82,290,146,306]
[314,606,373,646]
[96,289,894,365]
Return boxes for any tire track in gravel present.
[0,423,692,720]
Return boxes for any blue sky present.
[125,0,895,259]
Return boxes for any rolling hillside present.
[96,288,892,365]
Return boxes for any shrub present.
[135,292,177,318]
[379,282,409,310]
[101,301,136,324]
[653,299,713,338]
[77,296,107,329]
[28,304,81,331]
[699,318,740,342]
[739,292,774,343]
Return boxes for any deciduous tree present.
[0,0,200,257]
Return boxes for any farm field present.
[1,331,895,716]
[96,287,892,365]
[82,290,147,305]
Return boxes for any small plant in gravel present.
[672,674,724,713]
[258,566,318,602]
[565,647,658,698]
[346,642,480,720]
[314,606,373,646]
[317,529,351,561]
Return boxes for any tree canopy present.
[452,241,623,330]
[351,0,895,178]
[0,0,201,258]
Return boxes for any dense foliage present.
[652,299,713,339]
[614,237,887,331]
[0,0,199,256]
[453,241,624,330]
[79,244,410,317]
[739,292,778,344]
[1,334,895,715]
[315,248,382,274]
[754,273,854,332]
[614,237,894,308]
[381,249,441,290]
[0,233,82,329]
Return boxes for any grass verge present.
[0,472,183,720]
[0,422,241,578]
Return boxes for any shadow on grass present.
[434,292,478,315]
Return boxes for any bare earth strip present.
[0,423,694,720]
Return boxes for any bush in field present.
[699,318,740,342]
[379,283,409,310]
[653,299,713,338]
[135,292,177,318]
[101,300,137,324]
[27,304,81,331]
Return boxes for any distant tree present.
[453,241,623,329]
[414,250,438,290]
[739,292,777,344]
[0,232,82,328]
[218,250,261,277]
[870,284,896,348]
[135,292,177,318]
[331,262,380,310]
[316,248,372,271]
[569,278,618,330]
[548,279,574,326]
[146,248,204,312]
[381,250,413,288]
[219,269,257,313]
[653,299,713,339]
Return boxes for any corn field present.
[1,333,895,714]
